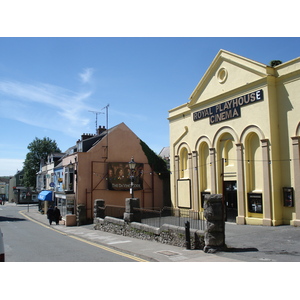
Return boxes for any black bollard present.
[185,221,191,250]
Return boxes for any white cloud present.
[79,68,94,84]
[0,79,95,137]
[0,158,24,176]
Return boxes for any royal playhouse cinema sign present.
[193,89,264,124]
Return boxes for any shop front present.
[55,192,75,217]
[37,190,53,213]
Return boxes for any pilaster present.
[192,151,199,211]
[291,137,300,226]
[174,155,179,208]
[261,139,272,226]
[209,148,217,194]
[236,143,245,225]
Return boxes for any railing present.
[99,205,125,219]
[133,207,207,231]
[98,205,206,231]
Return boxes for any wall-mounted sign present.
[283,187,294,207]
[107,162,144,191]
[248,192,263,213]
[193,89,264,124]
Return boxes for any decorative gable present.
[188,50,274,108]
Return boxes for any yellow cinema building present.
[168,50,300,226]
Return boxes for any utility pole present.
[88,110,104,134]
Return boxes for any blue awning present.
[38,191,53,201]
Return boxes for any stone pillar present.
[236,143,245,225]
[292,137,300,226]
[203,194,225,253]
[77,204,86,226]
[123,198,141,222]
[174,155,180,207]
[261,139,272,226]
[94,199,105,219]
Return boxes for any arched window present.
[199,142,210,191]
[180,147,188,178]
[245,133,262,192]
[219,133,234,166]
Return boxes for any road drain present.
[156,250,180,256]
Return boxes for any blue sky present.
[1,37,300,176]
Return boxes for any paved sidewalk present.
[220,222,300,262]
[20,204,241,262]
[20,204,300,262]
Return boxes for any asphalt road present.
[0,204,139,262]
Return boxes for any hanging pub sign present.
[193,89,264,124]
[107,162,144,191]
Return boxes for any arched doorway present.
[245,132,263,218]
[218,132,238,222]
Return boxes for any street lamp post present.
[128,157,136,198]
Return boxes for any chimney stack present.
[97,125,106,135]
[81,133,95,140]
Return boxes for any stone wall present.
[94,216,205,249]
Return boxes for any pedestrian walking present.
[53,206,61,225]
[47,205,54,225]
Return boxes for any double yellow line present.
[20,211,149,262]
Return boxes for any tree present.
[269,60,282,67]
[139,140,170,179]
[23,137,61,187]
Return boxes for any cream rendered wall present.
[275,58,300,224]
[189,84,273,223]
[169,107,191,208]
[169,50,300,226]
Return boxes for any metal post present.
[131,174,134,198]
[129,157,136,198]
[27,190,30,212]
[185,221,191,250]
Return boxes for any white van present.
[0,228,4,262]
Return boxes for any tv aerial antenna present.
[101,104,109,131]
[88,110,104,134]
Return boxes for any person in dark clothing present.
[47,205,54,225]
[53,206,61,225]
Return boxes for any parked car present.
[0,228,4,262]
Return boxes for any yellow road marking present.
[19,211,149,262]
[68,235,148,262]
